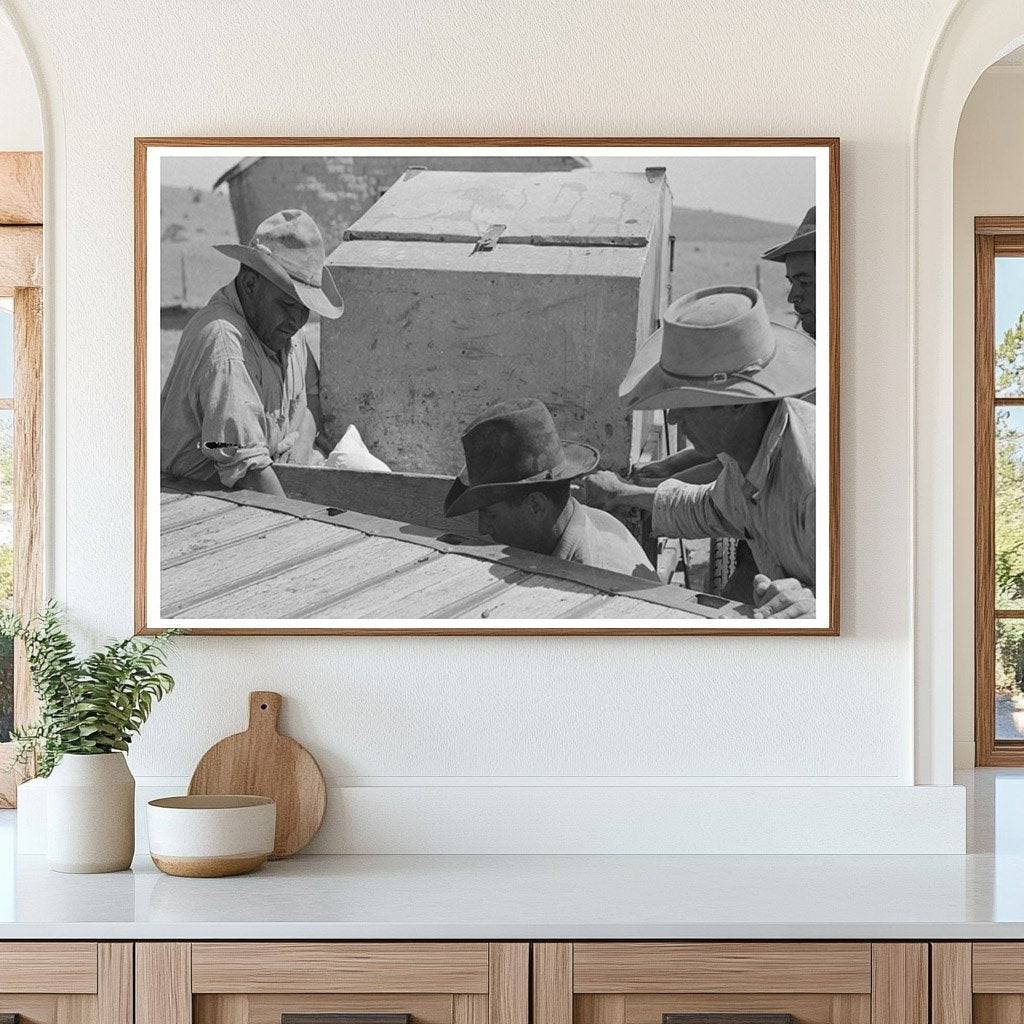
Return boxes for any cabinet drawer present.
[534,943,925,1024]
[0,942,130,1024]
[0,942,98,993]
[572,943,872,994]
[139,942,528,1024]
[191,942,490,993]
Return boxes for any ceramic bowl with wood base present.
[147,795,276,877]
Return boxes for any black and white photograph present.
[138,141,837,634]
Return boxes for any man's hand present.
[583,470,632,511]
[752,574,815,619]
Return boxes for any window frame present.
[0,151,43,806]
[975,218,1024,765]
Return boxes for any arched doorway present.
[914,0,1024,784]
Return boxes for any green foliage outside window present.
[995,314,1024,693]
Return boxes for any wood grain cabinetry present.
[136,943,528,1024]
[0,942,132,1024]
[533,943,927,1024]
[931,943,1024,1024]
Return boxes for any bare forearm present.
[241,465,285,496]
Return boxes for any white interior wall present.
[952,63,1024,767]
[0,0,981,852]
[0,8,40,151]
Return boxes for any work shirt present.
[652,398,816,587]
[554,498,658,580]
[160,283,313,488]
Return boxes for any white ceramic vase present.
[46,752,135,873]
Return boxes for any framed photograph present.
[135,137,839,635]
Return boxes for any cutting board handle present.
[248,691,282,734]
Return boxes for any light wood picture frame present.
[136,137,840,636]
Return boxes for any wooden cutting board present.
[188,691,326,859]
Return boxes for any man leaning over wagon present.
[583,286,817,619]
[443,398,658,580]
[160,209,344,496]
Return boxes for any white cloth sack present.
[325,424,392,473]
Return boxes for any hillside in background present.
[160,186,238,309]
[669,206,799,327]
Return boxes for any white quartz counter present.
[2,848,1024,940]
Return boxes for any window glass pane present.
[997,620,1024,739]
[0,302,12,399]
[996,257,1024,396]
[0,409,11,742]
[997,407,1024,610]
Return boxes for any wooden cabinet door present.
[934,943,1024,1024]
[0,942,132,1024]
[534,943,928,1024]
[137,942,528,1024]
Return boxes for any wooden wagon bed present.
[159,484,751,622]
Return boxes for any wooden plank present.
[976,229,999,765]
[453,995,487,1024]
[161,505,294,567]
[0,152,42,224]
[576,996,625,1024]
[194,994,249,1024]
[623,994,836,1024]
[55,994,95,1024]
[0,226,42,288]
[870,945,927,1024]
[973,943,1024,991]
[179,535,433,619]
[974,995,1024,1024]
[98,944,133,1024]
[583,595,694,619]
[457,574,618,619]
[229,994,452,1024]
[534,945,573,1024]
[0,995,60,1024]
[0,942,98,993]
[136,943,191,1024]
[573,943,872,994]
[13,287,43,752]
[161,493,240,532]
[316,551,521,619]
[831,996,872,1024]
[489,943,528,1024]
[161,518,366,613]
[273,463,483,539]
[191,942,489,994]
[931,945,971,1024]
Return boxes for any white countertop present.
[0,769,1021,941]
[1,847,1023,940]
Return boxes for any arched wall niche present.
[914,0,1024,784]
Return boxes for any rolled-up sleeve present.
[199,357,273,488]
[652,477,742,541]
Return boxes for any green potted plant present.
[3,603,177,873]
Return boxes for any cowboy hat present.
[214,209,344,319]
[444,398,599,518]
[619,286,815,410]
[762,206,815,262]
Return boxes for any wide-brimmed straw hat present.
[619,286,815,410]
[214,209,344,319]
[762,206,815,262]
[444,398,599,518]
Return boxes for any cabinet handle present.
[664,1016,797,1024]
[283,1016,411,1024]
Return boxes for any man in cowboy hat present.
[763,206,816,339]
[445,398,657,580]
[160,208,344,495]
[583,286,817,619]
